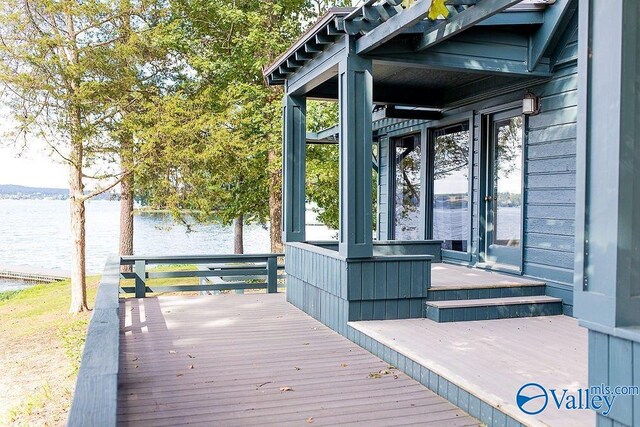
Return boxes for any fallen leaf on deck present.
[306,417,314,423]
[134,365,138,369]
[340,364,347,368]
[368,372,382,379]
[280,386,294,392]
[302,343,310,346]
[188,354,196,359]
[189,365,194,369]
[176,374,183,377]
[379,370,390,375]
[132,357,138,362]
[169,350,177,354]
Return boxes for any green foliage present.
[134,1,347,229]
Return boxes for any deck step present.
[425,296,563,322]
[426,283,546,301]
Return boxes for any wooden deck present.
[118,294,479,426]
[351,315,594,427]
[431,264,544,289]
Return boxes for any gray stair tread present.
[426,295,562,309]
[429,281,545,291]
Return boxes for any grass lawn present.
[0,277,99,426]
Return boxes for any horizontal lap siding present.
[377,136,390,240]
[523,65,577,290]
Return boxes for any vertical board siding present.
[285,244,430,330]
[589,330,640,427]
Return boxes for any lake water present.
[0,199,335,292]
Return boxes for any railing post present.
[267,256,277,293]
[135,260,146,298]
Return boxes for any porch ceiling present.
[306,63,539,108]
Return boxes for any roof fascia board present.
[286,40,346,96]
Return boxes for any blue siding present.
[377,135,391,240]
[523,66,577,300]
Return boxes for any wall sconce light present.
[523,91,540,115]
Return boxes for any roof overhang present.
[264,0,557,87]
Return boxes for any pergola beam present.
[415,0,524,51]
[528,0,575,71]
[356,0,435,55]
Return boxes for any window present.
[393,134,421,240]
[432,123,470,252]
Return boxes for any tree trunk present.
[234,214,244,254]
[268,148,283,253]
[69,151,88,313]
[119,135,134,268]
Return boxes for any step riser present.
[426,302,563,323]
[426,285,545,301]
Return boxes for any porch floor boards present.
[350,315,594,427]
[431,264,545,289]
[117,294,479,426]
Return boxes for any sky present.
[0,143,68,188]
[0,107,69,188]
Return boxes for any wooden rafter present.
[527,0,576,71]
[415,0,524,51]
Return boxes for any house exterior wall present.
[376,24,578,314]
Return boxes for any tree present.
[0,0,168,312]
[134,0,316,253]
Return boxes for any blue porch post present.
[338,45,374,259]
[283,94,307,243]
[576,1,640,425]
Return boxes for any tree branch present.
[81,171,131,201]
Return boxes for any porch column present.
[282,94,307,243]
[338,48,373,259]
[576,1,640,425]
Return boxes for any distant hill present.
[0,184,115,200]
[0,184,68,197]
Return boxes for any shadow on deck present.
[117,294,479,426]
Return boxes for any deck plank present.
[118,294,479,426]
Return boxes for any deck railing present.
[68,252,286,426]
[119,253,285,297]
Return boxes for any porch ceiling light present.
[523,91,541,115]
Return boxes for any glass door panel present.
[432,123,470,252]
[393,135,421,240]
[486,113,523,267]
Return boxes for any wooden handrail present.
[120,253,284,265]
